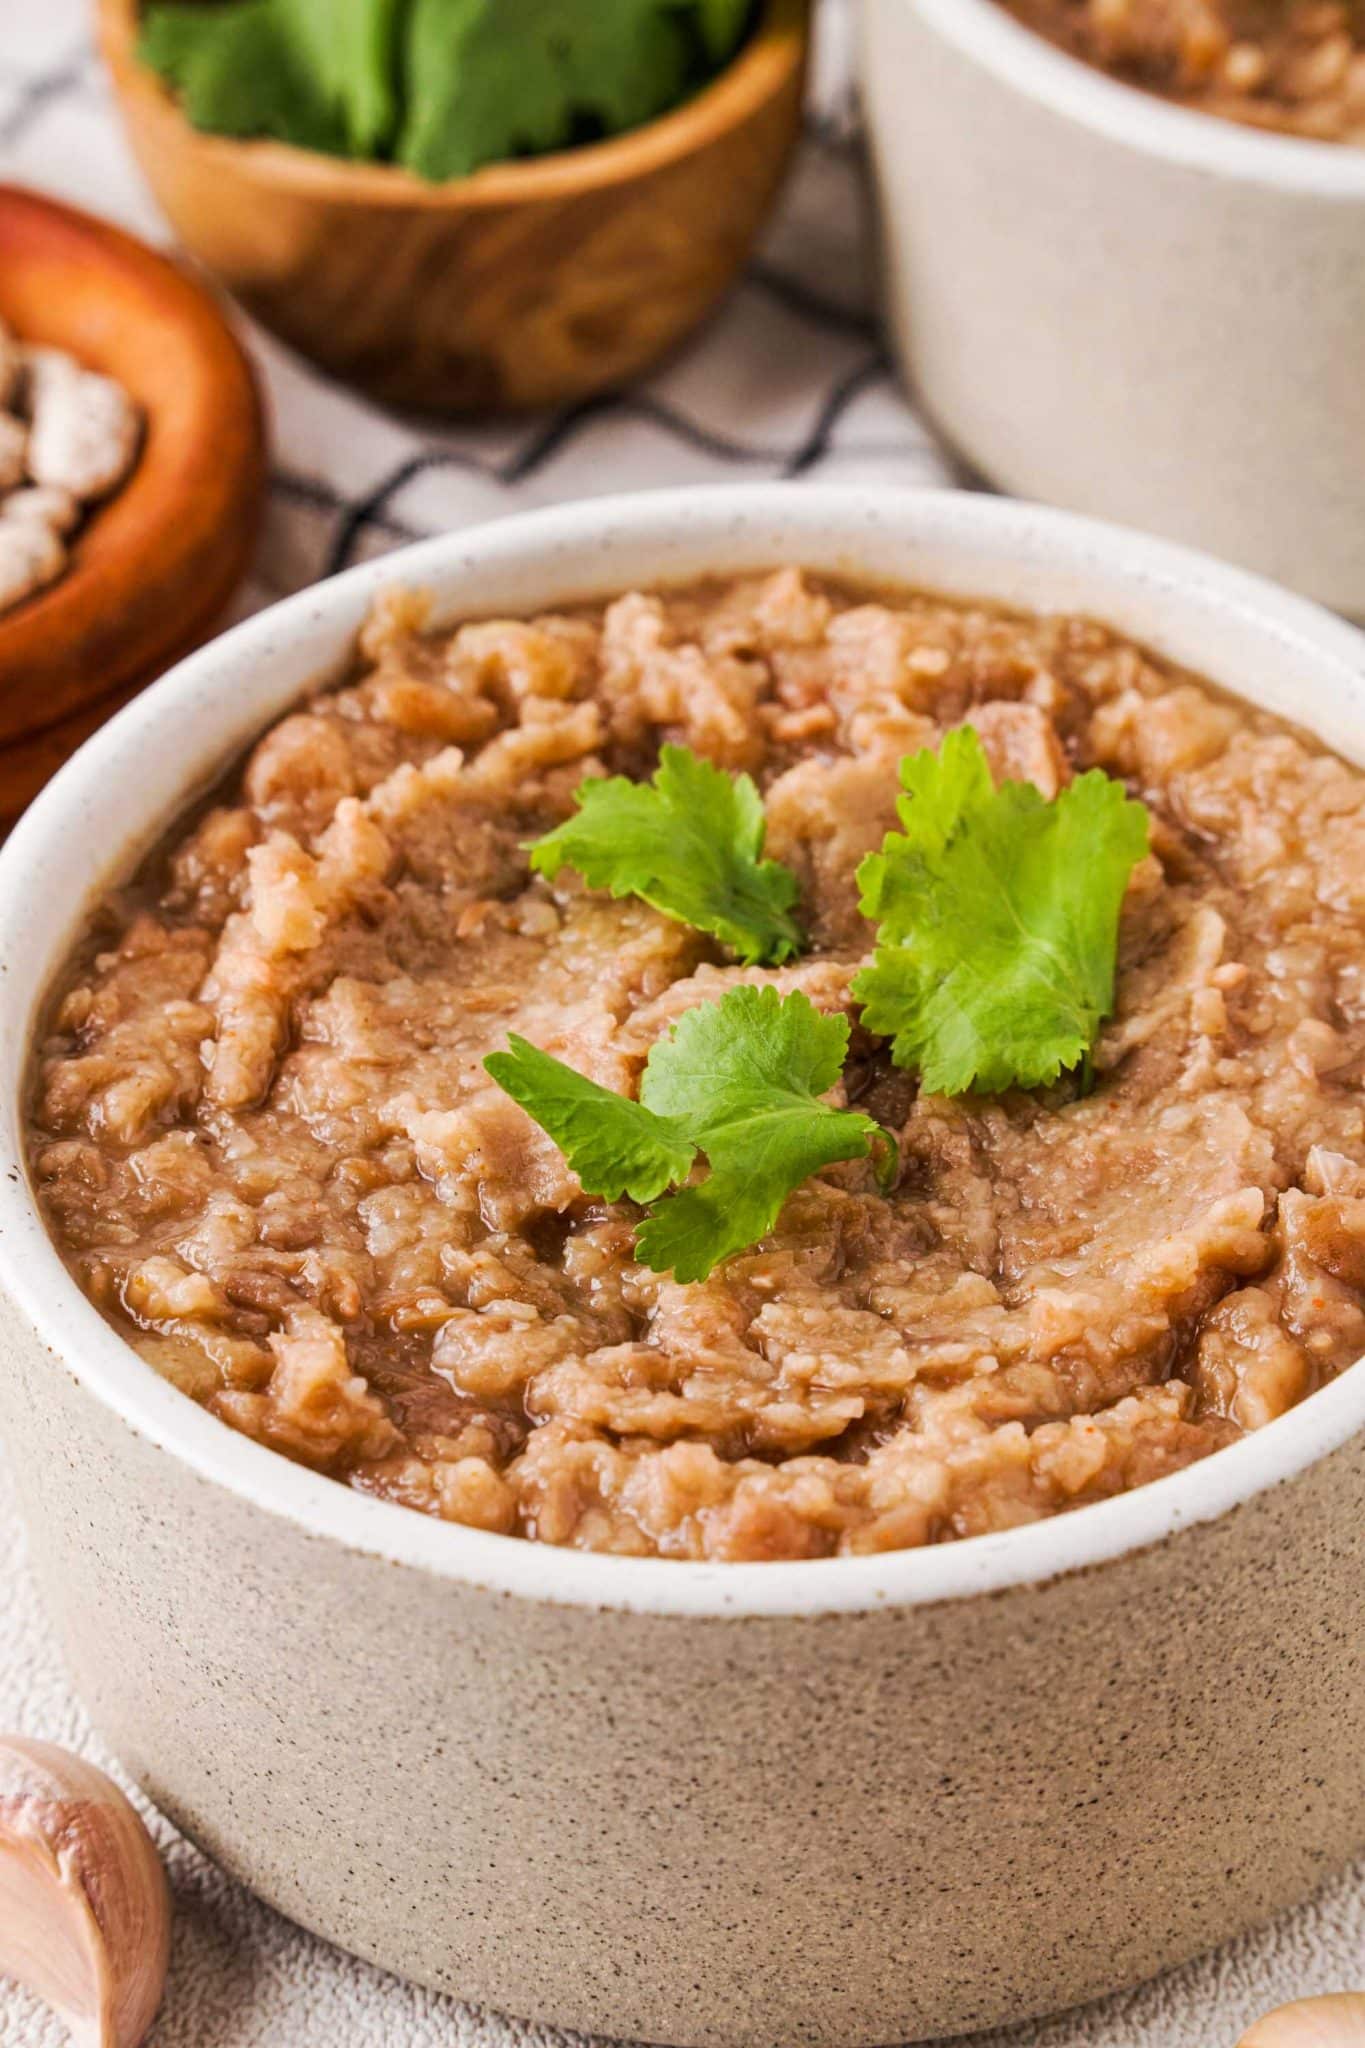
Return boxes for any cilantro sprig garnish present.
[488,724,1147,1281]
[485,986,893,1283]
[528,745,805,968]
[852,727,1149,1096]
[403,0,752,181]
[140,0,755,180]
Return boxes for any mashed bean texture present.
[998,1,1365,142]
[28,572,1365,1559]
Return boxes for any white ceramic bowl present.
[3,487,1365,2047]
[860,0,1365,617]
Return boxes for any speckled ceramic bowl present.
[860,0,1365,617]
[2,487,1365,2048]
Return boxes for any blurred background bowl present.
[99,0,810,418]
[0,185,265,830]
[861,0,1365,617]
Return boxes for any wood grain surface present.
[0,643,153,835]
[98,0,810,415]
[0,187,266,770]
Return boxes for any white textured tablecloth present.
[3,4,1365,2042]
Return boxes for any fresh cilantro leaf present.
[483,1035,695,1204]
[528,745,804,968]
[143,0,753,180]
[401,0,714,180]
[635,986,892,1283]
[853,726,1149,1097]
[684,0,754,62]
[276,0,403,152]
[484,988,892,1283]
[140,2,350,153]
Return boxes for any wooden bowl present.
[0,187,266,756]
[98,0,810,416]
[0,670,152,837]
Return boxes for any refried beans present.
[996,1,1365,143]
[27,570,1365,1560]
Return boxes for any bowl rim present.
[901,0,1365,194]
[6,482,1365,1621]
[99,0,809,208]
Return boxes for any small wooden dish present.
[0,187,266,767]
[0,669,152,836]
[99,0,810,416]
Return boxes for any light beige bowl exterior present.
[3,488,1365,2047]
[860,0,1365,618]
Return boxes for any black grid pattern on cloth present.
[0,50,93,150]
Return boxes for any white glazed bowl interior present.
[3,483,1365,1619]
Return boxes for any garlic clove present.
[1239,1994,1365,2047]
[0,1736,170,2048]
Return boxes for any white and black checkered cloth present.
[1,0,964,619]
